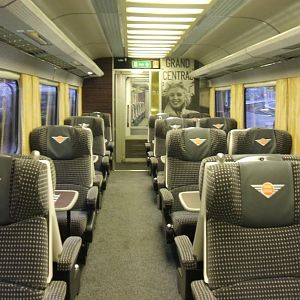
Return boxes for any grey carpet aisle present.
[77,170,181,300]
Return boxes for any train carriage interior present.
[0,0,300,299]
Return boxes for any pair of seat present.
[175,154,300,299]
[30,125,99,262]
[0,154,82,299]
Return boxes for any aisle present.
[77,170,181,300]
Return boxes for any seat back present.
[154,117,197,157]
[64,115,106,156]
[228,127,292,154]
[0,155,54,297]
[181,111,210,118]
[165,128,227,212]
[83,111,113,143]
[30,125,94,210]
[198,117,237,134]
[199,157,300,292]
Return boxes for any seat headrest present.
[199,117,237,133]
[65,116,104,137]
[30,126,92,160]
[182,111,210,118]
[0,155,49,225]
[167,127,227,161]
[205,160,299,227]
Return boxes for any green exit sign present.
[132,60,152,68]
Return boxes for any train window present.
[0,79,19,153]
[40,84,58,125]
[69,88,78,116]
[215,89,231,117]
[244,85,276,128]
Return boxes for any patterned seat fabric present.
[228,127,292,154]
[0,155,66,299]
[161,127,227,242]
[198,117,237,135]
[150,117,197,184]
[30,126,97,246]
[192,158,300,299]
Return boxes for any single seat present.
[181,112,210,118]
[174,154,300,300]
[198,116,237,135]
[159,127,227,244]
[228,127,292,154]
[64,115,109,193]
[30,125,98,262]
[150,117,197,192]
[145,113,168,168]
[83,112,114,167]
[0,154,81,299]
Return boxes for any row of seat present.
[144,113,298,299]
[0,112,113,299]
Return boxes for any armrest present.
[147,150,154,158]
[105,150,111,157]
[107,141,114,152]
[56,236,82,272]
[159,188,174,209]
[174,235,197,270]
[191,281,217,300]
[145,142,151,152]
[87,186,98,208]
[149,156,158,177]
[44,281,66,300]
[101,155,110,168]
[156,171,165,190]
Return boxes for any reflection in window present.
[69,88,78,116]
[245,86,276,128]
[40,84,58,125]
[131,80,148,127]
[0,79,19,153]
[215,89,231,117]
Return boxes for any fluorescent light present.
[127,16,196,22]
[126,0,211,3]
[129,46,172,49]
[127,40,177,44]
[129,54,166,58]
[87,71,93,75]
[127,23,190,29]
[128,46,172,51]
[127,29,183,35]
[127,35,180,40]
[126,7,203,14]
[129,50,169,53]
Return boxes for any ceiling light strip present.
[127,24,190,29]
[128,35,181,40]
[126,7,203,15]
[126,0,211,4]
[127,29,184,35]
[127,16,196,23]
[127,40,177,44]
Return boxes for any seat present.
[181,112,210,118]
[145,113,168,168]
[0,154,81,299]
[64,115,109,193]
[30,125,98,262]
[159,127,227,244]
[198,117,237,135]
[228,127,292,155]
[83,112,114,167]
[174,154,300,300]
[150,117,197,192]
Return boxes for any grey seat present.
[159,127,227,244]
[228,127,292,154]
[181,112,210,118]
[174,154,300,300]
[198,116,237,135]
[64,115,109,196]
[0,154,81,299]
[30,125,98,262]
[150,117,197,192]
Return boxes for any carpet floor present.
[77,170,181,300]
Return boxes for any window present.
[69,88,78,116]
[215,89,231,117]
[245,85,276,128]
[40,84,58,125]
[0,79,19,154]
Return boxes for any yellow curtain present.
[77,86,82,115]
[58,82,70,124]
[20,74,41,154]
[209,88,215,117]
[287,77,300,154]
[275,79,288,130]
[230,84,244,128]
